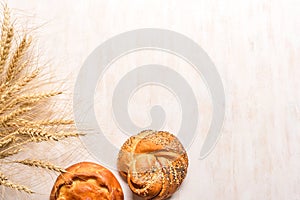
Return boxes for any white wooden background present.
[4,0,300,199]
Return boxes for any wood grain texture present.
[5,0,300,199]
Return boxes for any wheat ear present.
[15,159,66,173]
[0,91,62,115]
[0,172,33,194]
[6,35,32,82]
[0,107,31,125]
[0,149,21,159]
[0,5,12,74]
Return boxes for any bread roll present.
[50,162,124,200]
[117,130,188,200]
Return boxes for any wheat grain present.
[16,159,66,173]
[0,24,14,76]
[0,171,33,193]
[0,179,33,194]
[0,60,29,91]
[0,138,32,154]
[16,127,59,141]
[54,131,82,139]
[36,119,74,126]
[6,118,39,128]
[0,131,17,140]
[0,136,14,148]
[7,118,73,129]
[0,172,8,181]
[7,119,41,129]
[12,60,29,79]
[0,107,31,125]
[0,149,21,159]
[0,76,37,106]
[0,69,40,104]
[6,35,31,82]
[0,5,10,74]
[2,26,14,60]
[0,91,62,114]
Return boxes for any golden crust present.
[117,130,188,200]
[50,162,124,200]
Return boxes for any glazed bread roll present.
[50,162,124,200]
[117,130,188,200]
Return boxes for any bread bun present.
[50,162,124,200]
[117,130,188,200]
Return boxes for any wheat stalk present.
[0,5,80,195]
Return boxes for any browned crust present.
[50,162,124,200]
[117,130,188,200]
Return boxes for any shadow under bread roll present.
[50,162,124,200]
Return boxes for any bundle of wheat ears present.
[0,5,79,194]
